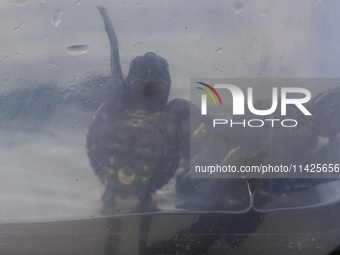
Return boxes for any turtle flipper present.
[95,6,126,117]
[97,5,124,83]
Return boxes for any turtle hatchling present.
[87,6,190,214]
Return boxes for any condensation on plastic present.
[1,1,340,255]
[0,0,340,223]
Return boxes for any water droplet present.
[233,2,244,14]
[66,80,77,86]
[75,0,81,5]
[260,9,268,16]
[173,15,179,22]
[216,47,223,53]
[13,23,23,32]
[65,44,89,55]
[47,63,61,69]
[53,10,63,27]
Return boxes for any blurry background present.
[0,0,340,223]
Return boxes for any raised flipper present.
[95,6,126,117]
[97,5,123,82]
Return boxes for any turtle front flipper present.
[96,6,126,117]
[97,5,123,82]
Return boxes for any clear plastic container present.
[1,1,340,254]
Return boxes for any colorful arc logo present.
[196,82,223,106]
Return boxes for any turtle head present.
[126,52,171,112]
